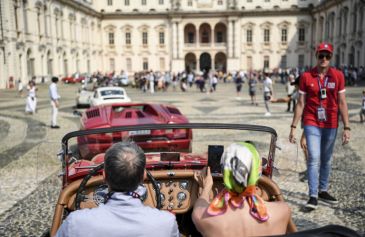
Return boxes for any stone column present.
[172,21,177,59]
[211,26,215,47]
[196,55,200,72]
[233,19,240,58]
[195,25,198,48]
[314,17,321,46]
[228,20,233,58]
[178,21,183,59]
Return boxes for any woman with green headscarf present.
[192,142,291,237]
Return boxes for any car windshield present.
[62,124,277,184]
[100,90,124,96]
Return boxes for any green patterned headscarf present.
[207,142,268,222]
[222,142,261,192]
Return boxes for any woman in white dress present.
[25,81,37,114]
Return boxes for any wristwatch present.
[344,126,351,131]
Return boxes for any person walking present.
[263,73,273,116]
[148,71,154,94]
[49,77,61,129]
[286,74,296,112]
[25,81,37,114]
[235,74,243,97]
[18,79,24,97]
[289,42,350,211]
[360,90,365,123]
[248,75,258,105]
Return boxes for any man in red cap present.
[288,42,350,210]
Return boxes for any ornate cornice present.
[57,0,101,18]
[101,8,310,20]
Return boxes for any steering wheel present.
[74,164,162,210]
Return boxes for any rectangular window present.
[27,59,35,76]
[247,29,252,43]
[55,17,59,38]
[188,32,194,43]
[126,58,132,71]
[264,56,270,69]
[142,32,148,45]
[298,28,305,42]
[14,6,19,32]
[264,29,270,43]
[60,18,64,39]
[108,32,114,45]
[281,29,287,42]
[159,0,164,4]
[142,0,146,5]
[281,55,287,68]
[44,11,48,36]
[107,0,113,6]
[110,58,115,71]
[264,0,270,2]
[298,54,305,68]
[247,56,252,69]
[159,32,165,44]
[160,57,165,71]
[247,0,252,2]
[143,58,148,70]
[125,0,130,5]
[47,59,53,75]
[218,0,223,5]
[188,0,193,6]
[23,5,28,33]
[125,32,131,45]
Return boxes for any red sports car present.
[62,74,85,84]
[77,103,192,159]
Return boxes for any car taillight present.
[173,129,188,139]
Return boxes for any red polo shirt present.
[299,67,345,128]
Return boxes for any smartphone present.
[208,145,224,174]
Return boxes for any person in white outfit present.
[263,73,273,116]
[25,81,37,114]
[149,71,155,94]
[49,77,61,129]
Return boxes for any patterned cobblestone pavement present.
[0,81,364,236]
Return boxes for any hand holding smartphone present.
[207,145,224,175]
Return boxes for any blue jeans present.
[304,125,337,198]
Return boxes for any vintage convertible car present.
[49,123,298,236]
[78,103,191,159]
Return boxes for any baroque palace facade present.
[0,0,364,88]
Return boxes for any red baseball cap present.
[316,42,333,54]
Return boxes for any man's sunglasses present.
[318,53,332,60]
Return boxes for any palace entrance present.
[199,53,211,72]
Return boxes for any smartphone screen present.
[208,145,224,174]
